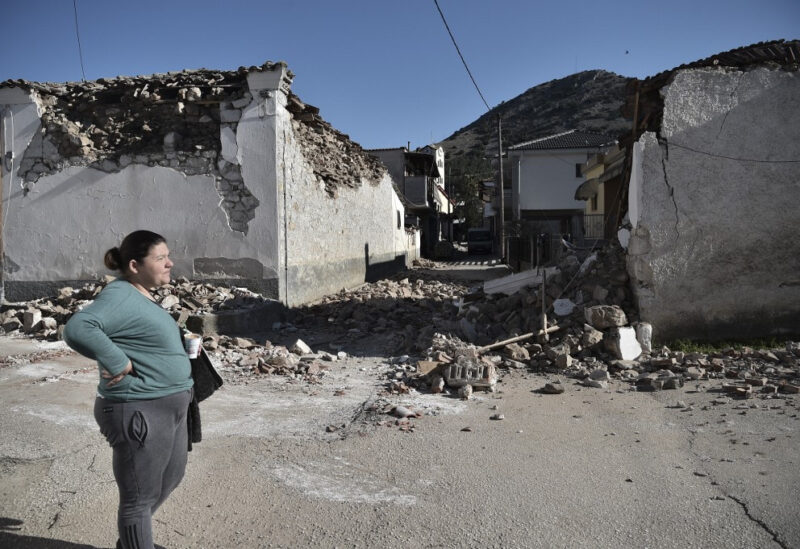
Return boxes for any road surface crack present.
[727,494,788,548]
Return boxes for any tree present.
[447,153,492,237]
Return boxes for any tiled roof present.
[634,39,799,94]
[508,129,617,151]
[622,39,800,137]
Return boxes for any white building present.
[507,130,616,239]
[0,63,416,306]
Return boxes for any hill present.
[440,70,632,158]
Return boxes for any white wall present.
[626,66,800,340]
[1,65,413,306]
[0,69,286,300]
[278,107,408,305]
[511,150,589,211]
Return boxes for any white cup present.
[184,334,202,359]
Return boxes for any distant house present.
[507,130,616,242]
[368,145,454,256]
[575,144,626,241]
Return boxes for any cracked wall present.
[0,64,292,300]
[1,62,413,305]
[3,67,271,234]
[277,90,411,307]
[626,66,800,341]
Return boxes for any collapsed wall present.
[280,96,413,306]
[0,62,412,305]
[626,65,800,341]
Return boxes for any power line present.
[73,0,87,81]
[668,141,800,163]
[433,0,490,112]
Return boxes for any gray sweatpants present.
[94,389,192,549]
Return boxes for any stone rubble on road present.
[2,242,799,426]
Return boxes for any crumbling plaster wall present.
[0,65,290,301]
[278,108,408,307]
[627,66,800,341]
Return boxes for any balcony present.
[584,213,605,239]
[404,175,429,207]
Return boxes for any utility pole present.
[497,114,505,261]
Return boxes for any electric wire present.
[667,141,800,163]
[433,0,490,112]
[73,0,87,81]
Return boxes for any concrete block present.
[604,327,642,361]
[585,305,628,329]
[635,322,653,353]
[23,310,42,332]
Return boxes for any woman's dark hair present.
[103,230,166,273]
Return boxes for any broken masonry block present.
[290,338,313,355]
[604,327,642,361]
[23,310,42,333]
[584,305,628,329]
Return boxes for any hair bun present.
[103,247,124,271]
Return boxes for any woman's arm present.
[63,310,131,376]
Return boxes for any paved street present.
[1,328,797,548]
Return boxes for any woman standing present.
[64,230,193,549]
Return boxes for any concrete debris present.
[603,327,643,361]
[553,298,576,317]
[2,242,799,407]
[504,343,530,362]
[583,378,609,389]
[483,268,558,296]
[7,63,387,232]
[391,406,421,419]
[458,384,473,400]
[635,322,653,354]
[290,338,313,355]
[585,305,628,329]
[541,381,565,394]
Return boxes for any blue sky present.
[3,0,798,149]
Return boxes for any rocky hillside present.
[440,70,632,158]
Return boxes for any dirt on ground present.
[1,255,798,548]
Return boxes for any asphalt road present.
[1,333,797,549]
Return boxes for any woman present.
[64,230,193,549]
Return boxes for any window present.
[591,195,598,211]
[575,163,583,177]
[397,210,401,229]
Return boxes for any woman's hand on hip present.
[102,362,133,387]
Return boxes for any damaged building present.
[368,145,454,257]
[0,62,418,306]
[619,40,800,341]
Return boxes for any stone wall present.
[1,63,411,305]
[626,66,800,341]
[0,64,289,302]
[278,103,408,307]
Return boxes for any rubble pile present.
[198,334,343,383]
[369,244,799,401]
[5,61,387,231]
[380,327,800,404]
[2,242,798,398]
[0,276,272,340]
[0,277,341,384]
[1,281,105,339]
[455,243,636,347]
[288,273,473,351]
[288,95,386,197]
[150,277,272,315]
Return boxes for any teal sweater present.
[63,279,193,401]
